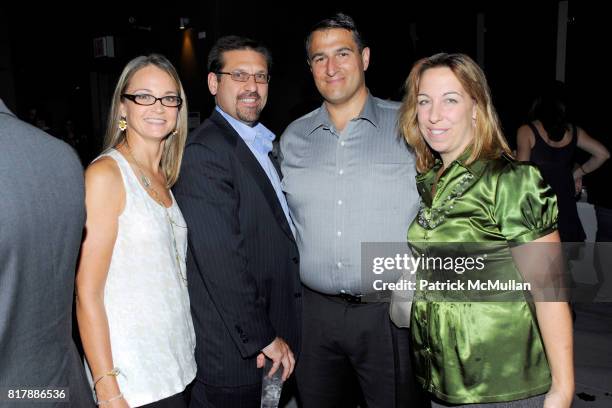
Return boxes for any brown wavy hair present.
[398,53,511,173]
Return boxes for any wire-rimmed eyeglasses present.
[216,71,271,84]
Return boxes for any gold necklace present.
[124,144,188,285]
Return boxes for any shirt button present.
[337,200,343,205]
[337,262,343,268]
[338,169,344,175]
[337,231,342,237]
[340,141,345,146]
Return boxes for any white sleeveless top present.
[88,149,196,407]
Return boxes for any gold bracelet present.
[93,367,121,389]
[97,392,123,406]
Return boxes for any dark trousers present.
[595,205,612,242]
[594,206,612,300]
[190,380,261,408]
[140,392,188,408]
[296,286,423,408]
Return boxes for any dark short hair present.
[207,35,272,74]
[528,80,569,142]
[305,13,365,58]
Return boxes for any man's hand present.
[256,337,295,381]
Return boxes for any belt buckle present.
[339,293,363,304]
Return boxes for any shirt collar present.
[453,148,490,177]
[216,106,275,153]
[358,92,380,127]
[418,147,488,180]
[0,98,14,116]
[415,147,489,206]
[306,91,380,134]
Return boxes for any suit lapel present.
[210,111,295,243]
[269,150,282,178]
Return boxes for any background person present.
[1,97,94,408]
[517,81,609,242]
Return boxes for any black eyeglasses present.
[121,93,183,107]
[216,71,271,84]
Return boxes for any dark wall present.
[3,1,606,161]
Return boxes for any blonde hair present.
[398,53,511,173]
[104,54,188,187]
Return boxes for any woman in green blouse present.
[397,53,574,407]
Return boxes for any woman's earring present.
[171,129,178,136]
[118,117,127,131]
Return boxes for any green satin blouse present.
[408,152,558,404]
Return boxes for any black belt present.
[332,292,368,304]
[303,286,370,304]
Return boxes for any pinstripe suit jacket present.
[173,110,302,387]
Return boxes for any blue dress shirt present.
[216,106,295,237]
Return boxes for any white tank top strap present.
[95,148,177,215]
[93,148,141,213]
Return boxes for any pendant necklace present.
[124,143,188,285]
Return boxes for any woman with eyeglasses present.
[76,54,196,408]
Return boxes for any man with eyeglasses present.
[279,13,422,407]
[173,35,301,407]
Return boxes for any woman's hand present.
[544,384,574,408]
[573,174,583,195]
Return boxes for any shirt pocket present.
[367,163,416,211]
